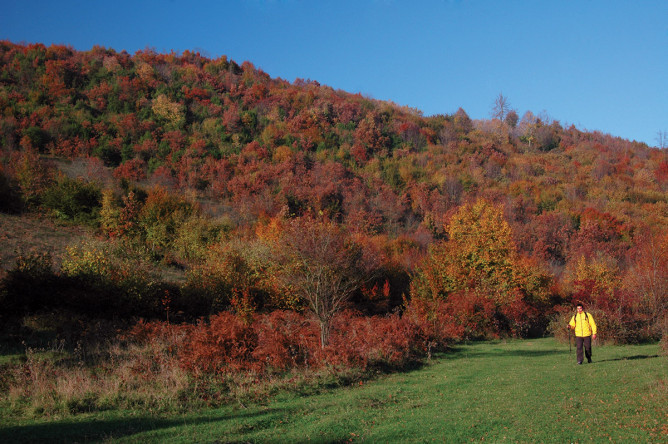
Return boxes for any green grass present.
[1,338,665,443]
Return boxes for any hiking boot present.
[577,361,582,365]
[587,358,592,363]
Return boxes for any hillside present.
[0,40,666,341]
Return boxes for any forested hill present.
[0,41,666,339]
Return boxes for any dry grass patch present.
[0,213,93,273]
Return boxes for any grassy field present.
[1,337,665,443]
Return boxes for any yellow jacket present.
[569,312,597,337]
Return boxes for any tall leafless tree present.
[491,93,511,121]
[656,130,667,149]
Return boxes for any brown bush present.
[126,309,429,378]
[251,310,319,372]
[179,312,258,375]
[403,297,463,353]
[325,310,426,369]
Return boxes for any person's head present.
[576,303,584,312]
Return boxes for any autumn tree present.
[505,109,519,128]
[411,199,551,337]
[41,176,101,225]
[138,186,198,259]
[151,94,184,128]
[453,107,473,133]
[13,149,54,208]
[100,188,120,236]
[1,40,665,340]
[270,215,377,348]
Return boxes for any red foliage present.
[149,165,176,188]
[222,103,241,132]
[355,112,389,153]
[113,158,147,181]
[656,160,668,184]
[134,138,158,160]
[241,140,269,161]
[125,318,186,344]
[86,81,112,110]
[351,143,368,163]
[569,208,632,262]
[404,296,465,346]
[444,290,500,340]
[566,281,644,342]
[325,311,425,369]
[126,309,428,377]
[112,113,141,140]
[497,293,541,337]
[252,310,319,371]
[42,59,73,100]
[161,130,187,153]
[201,157,232,197]
[179,312,259,375]
[116,191,142,236]
[52,136,95,157]
[2,41,666,346]
[183,86,211,101]
[535,213,572,263]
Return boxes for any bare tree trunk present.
[319,318,331,349]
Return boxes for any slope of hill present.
[0,40,666,342]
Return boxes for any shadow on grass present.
[597,354,660,363]
[0,407,289,443]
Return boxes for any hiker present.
[568,303,597,364]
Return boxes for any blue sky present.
[2,0,666,147]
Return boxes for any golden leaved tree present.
[411,199,551,337]
[414,199,517,302]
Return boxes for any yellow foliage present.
[99,188,119,236]
[414,199,523,305]
[61,242,113,278]
[151,94,183,127]
[574,254,619,297]
[15,150,53,204]
[201,117,221,140]
[447,199,516,294]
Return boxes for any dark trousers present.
[575,336,592,363]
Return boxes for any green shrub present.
[41,177,101,225]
